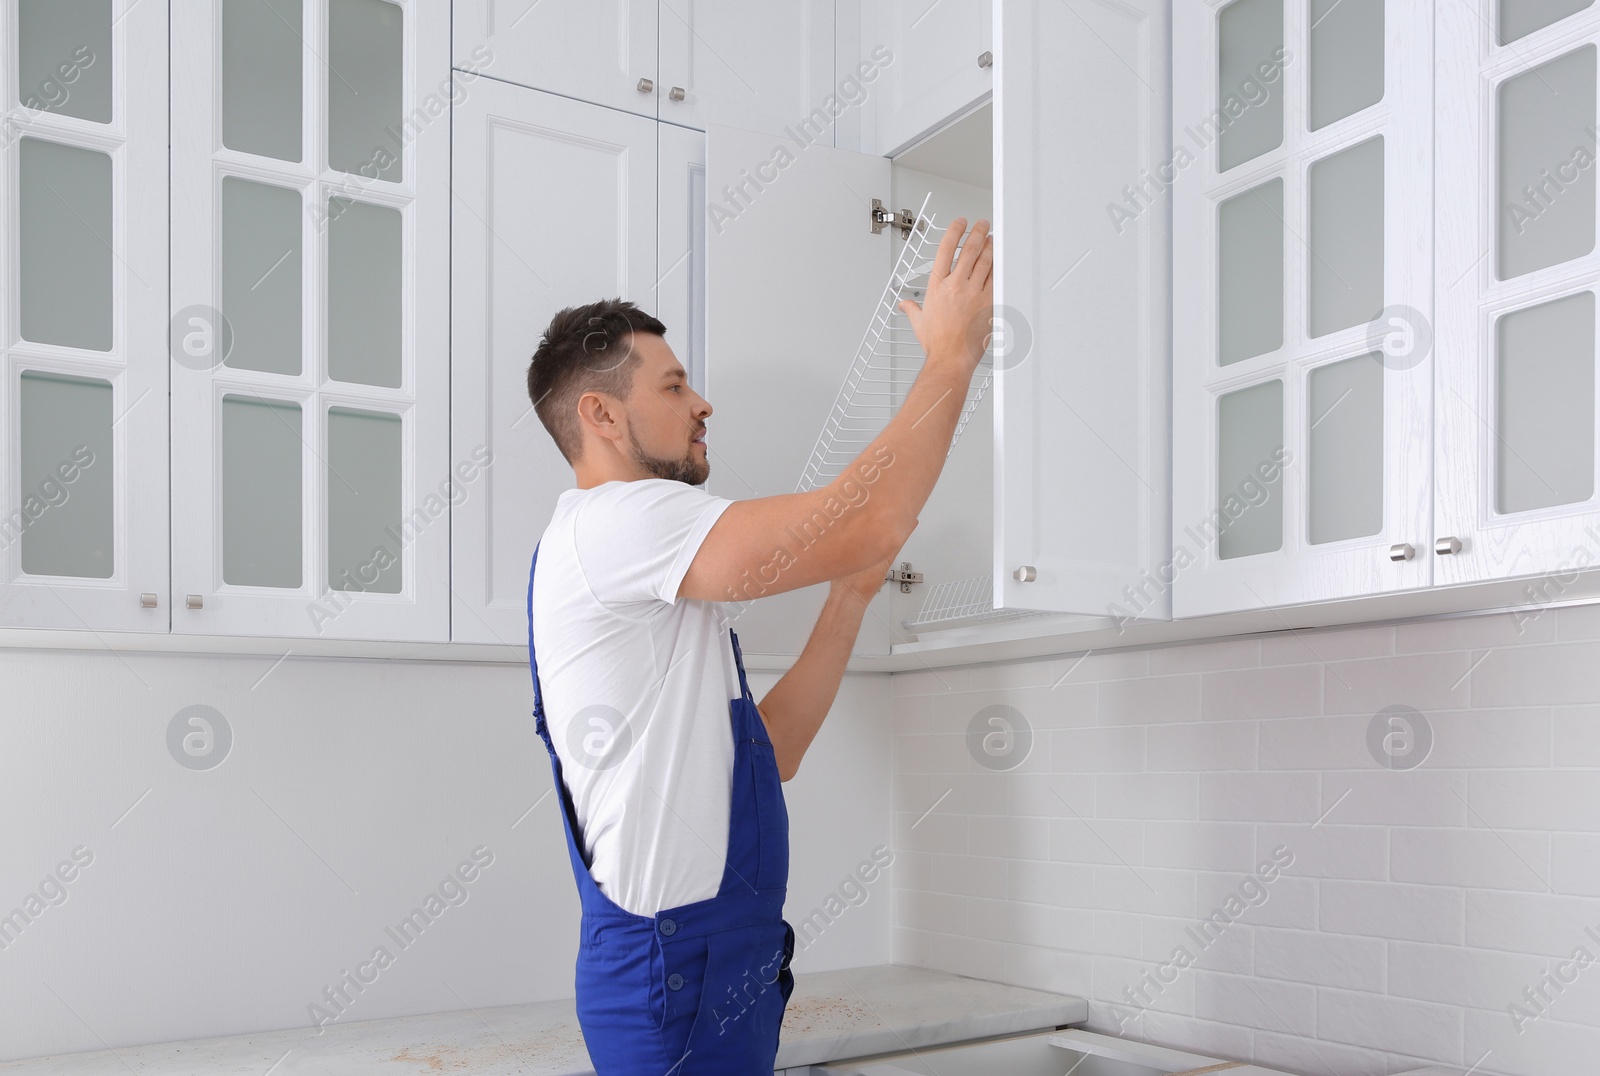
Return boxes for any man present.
[524,217,995,1073]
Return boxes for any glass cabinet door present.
[1436,3,1600,587]
[1171,0,1434,617]
[170,0,449,641]
[0,0,169,631]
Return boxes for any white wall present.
[0,648,891,1061]
[890,603,1600,1076]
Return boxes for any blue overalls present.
[527,540,796,1074]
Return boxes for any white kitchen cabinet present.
[0,0,169,632]
[658,123,707,395]
[170,0,451,642]
[450,79,660,645]
[1171,0,1435,618]
[992,0,1171,623]
[658,0,835,140]
[1435,2,1600,587]
[451,0,659,119]
[860,0,993,156]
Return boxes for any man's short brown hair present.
[527,298,667,465]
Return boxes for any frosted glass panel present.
[1495,292,1595,513]
[1498,47,1597,280]
[327,408,402,594]
[1309,0,1383,130]
[222,0,304,162]
[328,0,403,180]
[1309,137,1385,338]
[1219,178,1284,365]
[1501,0,1594,44]
[1218,0,1283,171]
[328,198,402,387]
[18,372,113,578]
[1217,379,1284,559]
[222,177,302,375]
[17,0,111,122]
[1308,352,1384,544]
[222,396,302,587]
[19,139,111,351]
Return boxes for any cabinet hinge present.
[888,561,924,593]
[871,198,916,239]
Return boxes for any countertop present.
[0,964,1089,1074]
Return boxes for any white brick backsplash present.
[1143,820,1257,872]
[1194,968,1316,1035]
[1256,823,1389,880]
[1471,640,1600,707]
[1051,725,1146,772]
[1426,709,1553,768]
[1386,939,1546,1010]
[1006,858,1096,907]
[888,605,1600,1072]
[1147,720,1258,771]
[1094,953,1197,1013]
[1258,714,1381,769]
[1317,988,1464,1062]
[1148,637,1262,675]
[1470,770,1600,831]
[1392,829,1552,892]
[1201,664,1323,721]
[1200,771,1322,822]
[1319,880,1465,944]
[1097,772,1200,819]
[1253,926,1385,990]
[1554,705,1600,765]
[1324,652,1474,715]
[1466,889,1600,956]
[1099,673,1202,725]
[1321,771,1470,827]
[1552,834,1600,896]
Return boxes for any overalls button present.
[667,973,685,990]
[659,918,677,936]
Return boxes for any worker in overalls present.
[523,217,994,1073]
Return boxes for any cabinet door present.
[451,80,658,645]
[657,0,834,140]
[658,124,707,395]
[171,0,451,641]
[0,0,168,631]
[992,0,1172,619]
[704,123,894,657]
[1171,0,1434,618]
[1436,3,1600,586]
[864,0,992,155]
[452,0,657,119]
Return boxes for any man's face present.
[620,333,712,486]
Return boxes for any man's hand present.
[897,216,994,373]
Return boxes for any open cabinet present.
[706,0,1171,658]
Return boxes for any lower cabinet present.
[811,1027,1293,1075]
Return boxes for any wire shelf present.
[796,192,995,493]
[901,574,1058,632]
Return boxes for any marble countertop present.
[0,964,1088,1075]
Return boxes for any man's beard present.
[628,426,708,486]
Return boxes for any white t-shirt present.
[530,477,741,917]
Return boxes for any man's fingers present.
[930,217,967,282]
[951,220,991,280]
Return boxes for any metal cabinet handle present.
[637,77,654,93]
[978,51,993,69]
[1013,565,1037,582]
[1388,543,1415,562]
[186,594,204,609]
[140,592,158,608]
[1435,535,1463,555]
[668,86,685,101]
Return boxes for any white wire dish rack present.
[795,192,991,494]
[796,192,1056,634]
